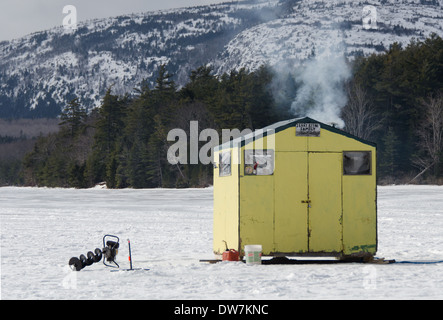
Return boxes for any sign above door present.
[296,123,321,137]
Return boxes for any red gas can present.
[222,249,240,261]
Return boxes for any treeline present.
[345,34,443,183]
[0,138,35,186]
[11,34,443,187]
[0,118,60,186]
[21,65,283,188]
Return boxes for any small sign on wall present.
[296,123,321,137]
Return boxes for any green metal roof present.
[214,117,377,152]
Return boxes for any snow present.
[1,185,442,300]
[216,0,443,74]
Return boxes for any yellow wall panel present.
[308,152,343,253]
[239,175,274,255]
[274,152,308,253]
[213,149,240,255]
[342,149,377,255]
[309,129,372,152]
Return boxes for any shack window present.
[343,151,371,175]
[244,150,274,176]
[219,151,231,177]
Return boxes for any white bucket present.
[244,245,262,265]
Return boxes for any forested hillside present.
[348,34,443,183]
[21,64,282,188]
[13,35,442,188]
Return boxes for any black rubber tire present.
[69,257,83,271]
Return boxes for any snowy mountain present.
[0,0,442,118]
[215,0,443,73]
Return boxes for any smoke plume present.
[290,42,351,128]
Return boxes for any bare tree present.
[341,82,381,141]
[410,91,443,183]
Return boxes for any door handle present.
[301,200,311,208]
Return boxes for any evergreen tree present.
[127,137,150,188]
[68,162,86,188]
[181,65,219,105]
[155,64,176,94]
[380,127,399,179]
[86,88,127,185]
[60,98,87,137]
[145,114,168,187]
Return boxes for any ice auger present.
[68,234,120,271]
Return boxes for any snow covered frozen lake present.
[1,185,443,300]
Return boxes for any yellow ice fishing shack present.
[213,117,377,260]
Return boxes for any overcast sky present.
[0,0,229,42]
